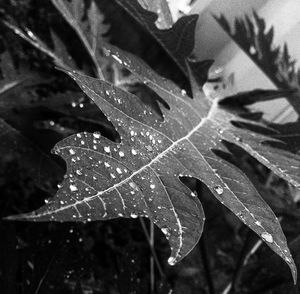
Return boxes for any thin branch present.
[3,21,73,72]
[139,218,164,279]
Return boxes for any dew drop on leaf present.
[112,54,122,64]
[69,149,75,155]
[146,145,153,152]
[214,186,224,195]
[168,256,176,266]
[93,132,101,139]
[261,232,273,243]
[69,184,78,192]
[161,227,169,235]
[76,169,83,176]
[104,146,110,153]
[129,182,137,189]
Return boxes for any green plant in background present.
[1,0,300,293]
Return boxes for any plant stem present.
[199,231,215,294]
[150,221,155,293]
[139,218,164,279]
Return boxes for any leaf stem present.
[199,230,216,294]
[196,181,215,294]
[139,218,164,279]
[150,221,155,293]
[222,230,263,294]
[3,21,72,72]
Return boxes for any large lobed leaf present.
[6,0,300,283]
[52,0,108,79]
[9,40,300,281]
[215,11,300,115]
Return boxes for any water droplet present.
[130,213,138,219]
[76,169,83,176]
[112,54,122,64]
[119,151,124,157]
[261,232,273,243]
[104,146,110,153]
[249,46,256,54]
[69,184,78,192]
[69,149,75,155]
[285,257,291,263]
[214,186,224,195]
[129,182,137,189]
[146,145,153,152]
[168,257,176,266]
[93,132,101,139]
[131,149,137,155]
[161,227,169,235]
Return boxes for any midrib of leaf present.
[25,94,217,219]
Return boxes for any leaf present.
[9,44,300,283]
[0,51,45,98]
[52,0,108,79]
[214,11,300,114]
[219,88,297,107]
[2,21,76,72]
[116,0,213,86]
[137,0,173,29]
[115,0,199,76]
[0,51,64,192]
